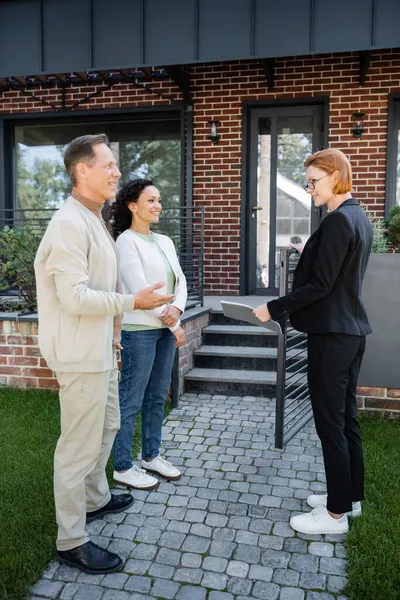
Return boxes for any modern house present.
[0,0,399,421]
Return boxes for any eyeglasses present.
[303,174,330,191]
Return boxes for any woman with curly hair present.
[109,178,187,490]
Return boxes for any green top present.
[123,230,176,332]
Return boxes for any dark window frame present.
[386,92,400,217]
[0,105,187,213]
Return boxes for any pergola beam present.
[164,65,192,105]
[262,58,275,91]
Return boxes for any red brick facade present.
[1,49,399,293]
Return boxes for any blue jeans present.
[112,328,176,471]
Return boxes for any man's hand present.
[253,304,271,323]
[160,305,182,327]
[290,242,304,255]
[173,326,185,348]
[112,342,123,351]
[134,282,175,310]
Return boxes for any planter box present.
[358,253,400,389]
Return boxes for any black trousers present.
[307,333,366,514]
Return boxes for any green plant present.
[359,202,389,253]
[385,205,400,248]
[0,224,42,311]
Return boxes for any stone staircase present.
[184,309,280,396]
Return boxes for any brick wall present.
[1,50,399,294]
[179,311,210,396]
[0,319,58,389]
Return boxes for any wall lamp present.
[209,119,220,144]
[351,112,365,139]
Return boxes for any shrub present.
[359,202,389,253]
[385,205,400,248]
[0,224,42,312]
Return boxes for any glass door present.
[247,105,324,295]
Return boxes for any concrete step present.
[202,324,278,348]
[194,345,277,371]
[184,367,277,396]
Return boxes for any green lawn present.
[344,416,400,600]
[0,387,165,600]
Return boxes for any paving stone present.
[209,540,236,558]
[53,565,80,582]
[289,553,319,573]
[308,543,334,557]
[59,583,79,600]
[159,531,186,549]
[148,563,175,579]
[150,578,180,599]
[299,572,327,590]
[130,543,158,560]
[181,552,202,568]
[213,528,236,541]
[76,573,105,586]
[156,547,181,566]
[31,580,65,598]
[261,549,291,569]
[252,581,280,600]
[284,538,308,554]
[202,556,228,572]
[124,559,151,575]
[173,568,203,584]
[181,535,210,554]
[74,585,104,600]
[248,565,273,582]
[234,544,261,564]
[249,519,273,534]
[327,575,348,593]
[305,593,335,600]
[272,522,295,537]
[272,568,300,586]
[258,534,284,550]
[226,560,249,578]
[319,557,347,576]
[236,530,259,546]
[107,539,136,557]
[190,523,213,538]
[280,587,305,599]
[102,591,131,600]
[227,576,253,596]
[201,572,228,590]
[167,521,191,534]
[102,573,129,589]
[135,526,161,544]
[208,593,234,600]
[175,585,207,600]
[123,575,152,594]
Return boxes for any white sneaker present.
[307,494,362,517]
[290,505,349,535]
[113,465,159,490]
[142,455,181,480]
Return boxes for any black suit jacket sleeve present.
[267,211,353,320]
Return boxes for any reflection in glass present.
[15,120,181,216]
[256,118,271,289]
[275,117,313,287]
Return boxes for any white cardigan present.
[116,230,187,331]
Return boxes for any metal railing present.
[0,205,205,307]
[275,248,313,449]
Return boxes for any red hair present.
[305,148,352,194]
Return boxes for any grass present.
[0,387,171,600]
[345,416,400,600]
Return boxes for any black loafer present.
[57,541,123,574]
[86,493,134,523]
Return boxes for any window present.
[386,95,400,214]
[13,114,182,212]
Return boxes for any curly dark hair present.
[108,178,154,239]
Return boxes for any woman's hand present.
[172,326,185,348]
[290,242,304,255]
[160,305,182,327]
[253,304,271,323]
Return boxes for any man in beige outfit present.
[34,134,174,574]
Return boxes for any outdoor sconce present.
[209,119,220,144]
[351,112,365,139]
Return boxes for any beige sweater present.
[34,196,135,373]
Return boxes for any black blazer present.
[267,198,373,335]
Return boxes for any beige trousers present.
[54,366,120,551]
